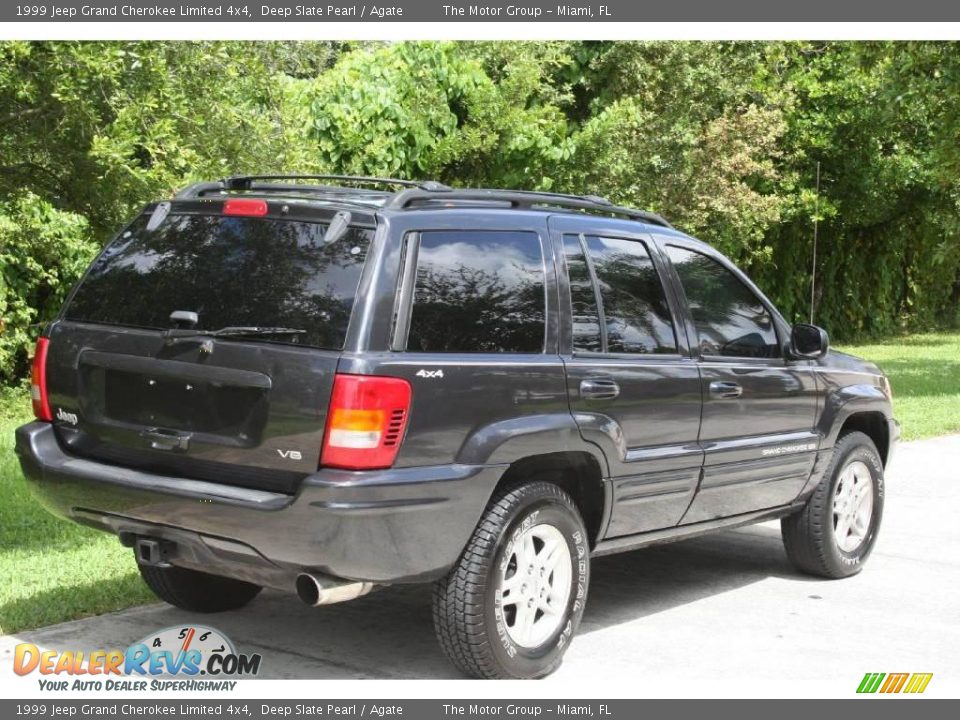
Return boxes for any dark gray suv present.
[15,176,899,679]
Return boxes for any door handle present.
[580,377,620,400]
[140,428,191,452]
[709,381,743,399]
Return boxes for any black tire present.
[138,563,262,613]
[781,431,885,579]
[432,481,590,679]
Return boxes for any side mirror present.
[790,323,829,359]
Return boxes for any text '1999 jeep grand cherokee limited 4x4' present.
[16,176,899,679]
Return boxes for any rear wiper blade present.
[163,326,307,341]
[211,326,307,337]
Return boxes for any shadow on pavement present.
[8,524,819,679]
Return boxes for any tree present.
[2,40,960,384]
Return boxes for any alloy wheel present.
[498,523,573,648]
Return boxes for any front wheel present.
[782,431,885,578]
[432,481,590,679]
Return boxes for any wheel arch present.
[456,413,610,547]
[819,384,893,466]
[490,451,608,548]
[836,412,891,466]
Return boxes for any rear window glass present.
[406,230,546,353]
[64,212,373,350]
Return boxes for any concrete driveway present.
[3,435,959,688]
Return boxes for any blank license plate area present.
[102,368,265,438]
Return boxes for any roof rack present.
[386,187,672,228]
[174,175,451,200]
[171,176,672,227]
[223,174,453,192]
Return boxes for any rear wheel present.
[138,563,262,613]
[432,481,590,679]
[781,431,885,578]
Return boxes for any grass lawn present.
[0,330,957,634]
[0,388,153,635]
[838,331,960,441]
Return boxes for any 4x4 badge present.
[416,369,444,379]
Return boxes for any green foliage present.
[751,42,960,334]
[0,194,97,381]
[0,41,342,235]
[305,42,486,176]
[2,40,960,386]
[301,41,572,186]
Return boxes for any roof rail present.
[221,175,450,192]
[386,188,672,228]
[174,175,451,200]
[175,181,225,199]
[171,178,672,227]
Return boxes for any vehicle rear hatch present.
[45,198,376,494]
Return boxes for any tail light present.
[31,337,52,422]
[320,374,411,470]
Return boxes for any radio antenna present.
[810,161,821,324]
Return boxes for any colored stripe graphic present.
[857,672,932,694]
[857,673,885,693]
[880,673,909,693]
[904,673,933,694]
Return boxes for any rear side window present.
[406,230,546,353]
[64,212,372,350]
[578,236,678,354]
[562,235,602,353]
[665,245,780,359]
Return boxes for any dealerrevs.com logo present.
[13,625,261,691]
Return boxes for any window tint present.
[406,230,546,353]
[65,213,372,350]
[562,235,602,352]
[584,236,677,354]
[666,246,780,359]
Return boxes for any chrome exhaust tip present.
[295,573,376,607]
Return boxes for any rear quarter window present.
[405,230,546,353]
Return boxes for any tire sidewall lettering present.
[489,494,589,675]
[831,443,885,568]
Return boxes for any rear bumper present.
[15,422,504,588]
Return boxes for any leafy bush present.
[0,194,97,382]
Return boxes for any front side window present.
[666,246,780,359]
[406,230,546,353]
[583,236,678,354]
